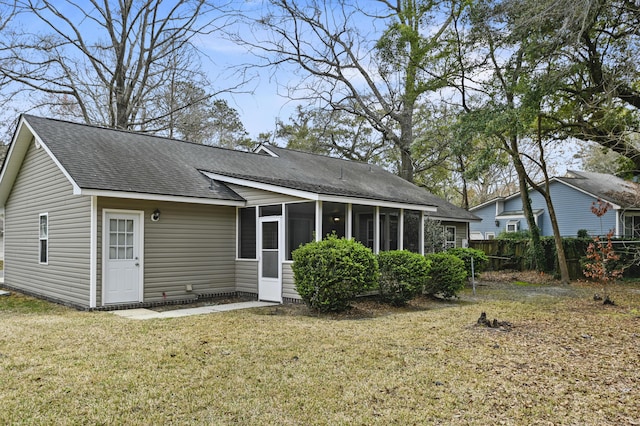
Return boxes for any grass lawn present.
[1,274,639,425]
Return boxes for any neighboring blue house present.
[469,170,640,239]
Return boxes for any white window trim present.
[506,220,520,233]
[485,232,496,240]
[39,213,48,265]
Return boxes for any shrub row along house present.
[0,115,478,309]
[470,170,640,239]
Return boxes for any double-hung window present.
[39,213,48,264]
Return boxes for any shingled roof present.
[12,115,477,221]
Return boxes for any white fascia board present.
[317,194,437,212]
[428,215,480,223]
[202,171,438,212]
[78,189,246,206]
[254,144,279,157]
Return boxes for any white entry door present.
[258,217,282,302]
[104,212,142,304]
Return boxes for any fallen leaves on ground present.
[0,273,638,425]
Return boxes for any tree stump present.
[476,312,512,331]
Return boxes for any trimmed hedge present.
[377,250,431,306]
[291,235,379,312]
[424,252,467,298]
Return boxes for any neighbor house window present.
[624,214,640,238]
[444,225,456,249]
[39,213,48,264]
[485,232,495,240]
[506,220,520,233]
[238,207,256,259]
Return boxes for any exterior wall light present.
[151,209,161,222]
[495,219,500,227]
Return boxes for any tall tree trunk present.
[458,155,469,210]
[535,116,570,284]
[544,191,570,284]
[511,138,544,271]
[399,112,415,182]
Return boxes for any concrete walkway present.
[111,301,278,320]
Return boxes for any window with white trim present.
[506,220,520,233]
[444,225,456,249]
[485,232,495,240]
[39,213,48,264]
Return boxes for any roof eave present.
[78,188,246,206]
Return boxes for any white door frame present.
[258,215,283,302]
[102,209,144,305]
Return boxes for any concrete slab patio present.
[111,301,278,320]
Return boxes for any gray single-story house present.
[470,170,640,239]
[0,115,478,309]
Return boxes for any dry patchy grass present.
[1,276,639,425]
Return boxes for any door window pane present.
[262,222,278,249]
[109,218,135,260]
[261,251,278,278]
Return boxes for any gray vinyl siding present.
[227,184,305,206]
[282,262,300,300]
[5,140,92,307]
[235,259,258,294]
[96,198,236,305]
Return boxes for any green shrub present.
[446,247,488,277]
[424,253,467,298]
[577,229,589,238]
[377,250,431,306]
[291,235,379,312]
